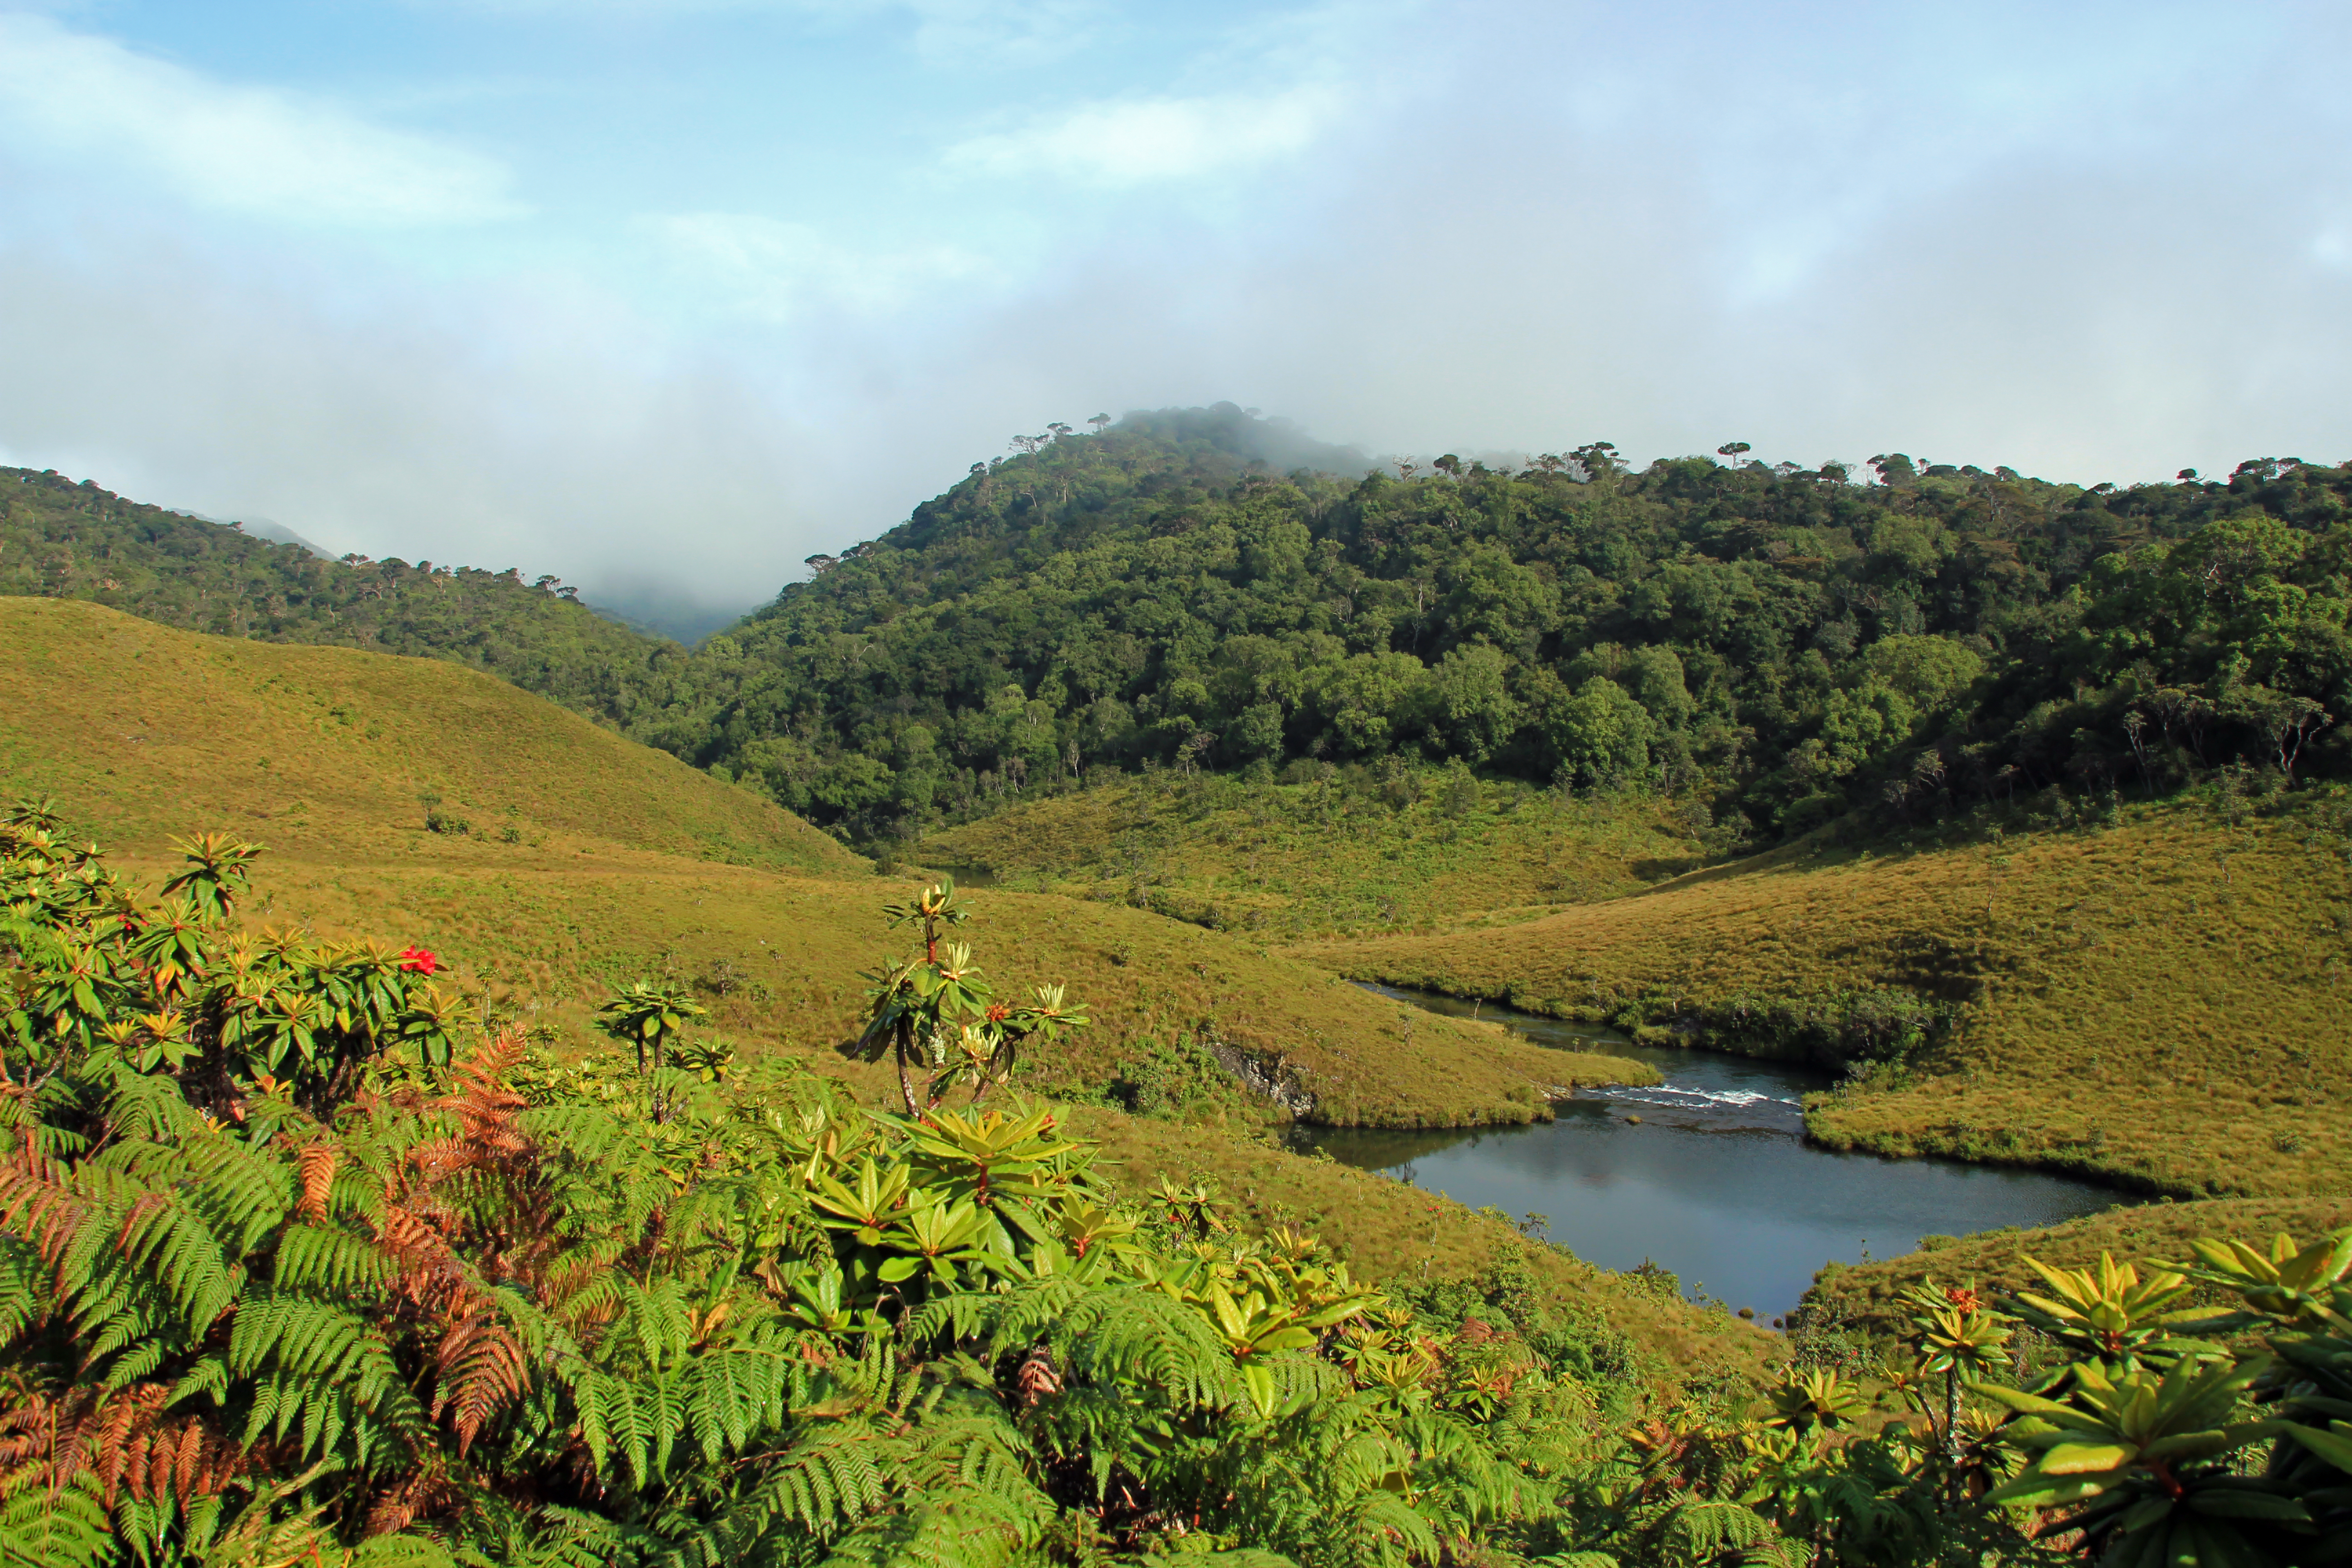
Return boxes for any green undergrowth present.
[1318,784,2352,1198]
[918,764,1709,938]
[1790,1193,2352,1357]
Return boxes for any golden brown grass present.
[919,771,1703,938]
[214,859,1654,1127]
[0,598,1648,1129]
[0,598,858,872]
[1312,793,2352,1198]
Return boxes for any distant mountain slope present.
[0,465,682,727]
[0,597,857,872]
[636,409,2350,852]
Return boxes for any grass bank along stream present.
[1314,785,2352,1199]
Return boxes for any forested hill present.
[0,465,682,726]
[634,406,2348,846]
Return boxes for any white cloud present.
[642,213,993,321]
[943,82,1344,185]
[0,13,520,225]
[414,0,1102,64]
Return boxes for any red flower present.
[986,1003,1012,1023]
[398,946,439,975]
[1944,1285,1980,1313]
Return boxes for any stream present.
[1288,985,2130,1320]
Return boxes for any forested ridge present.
[632,407,2348,846]
[9,409,2345,852]
[0,466,683,727]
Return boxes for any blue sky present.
[0,0,2344,619]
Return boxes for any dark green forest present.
[0,467,684,727]
[632,408,2348,844]
[9,408,2346,849]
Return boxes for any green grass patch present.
[919,765,1707,938]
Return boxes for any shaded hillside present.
[1,465,681,726]
[635,408,2349,850]
[1314,785,2352,1198]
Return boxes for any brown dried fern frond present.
[0,1142,85,1264]
[429,1030,531,1158]
[362,1456,460,1537]
[0,1378,260,1506]
[432,1301,529,1453]
[295,1141,340,1224]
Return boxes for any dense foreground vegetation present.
[9,812,2352,1565]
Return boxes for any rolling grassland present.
[0,598,855,872]
[0,600,1769,1386]
[920,768,1704,937]
[1317,790,2352,1198]
[0,599,1650,1128]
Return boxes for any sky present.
[0,0,2345,625]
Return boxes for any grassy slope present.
[0,598,1647,1129]
[237,864,1654,1127]
[1310,793,2352,1198]
[920,771,1703,938]
[0,598,853,873]
[0,600,1764,1382]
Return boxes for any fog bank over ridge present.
[0,0,2342,614]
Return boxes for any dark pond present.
[1289,985,2131,1320]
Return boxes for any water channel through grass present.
[1291,985,2131,1320]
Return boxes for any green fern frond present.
[273,1222,397,1292]
[0,1469,116,1568]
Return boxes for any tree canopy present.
[627,410,2350,843]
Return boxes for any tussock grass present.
[1315,792,2352,1198]
[919,770,1703,938]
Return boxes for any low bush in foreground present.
[5,804,2350,1566]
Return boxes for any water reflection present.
[1294,986,2128,1319]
